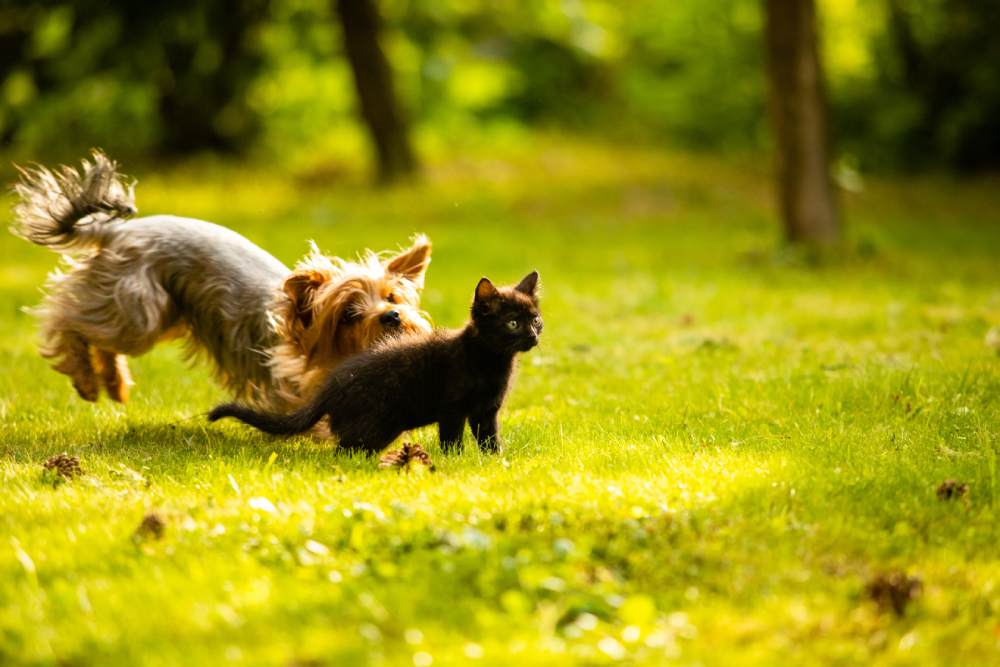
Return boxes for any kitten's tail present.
[10,149,137,253]
[208,395,328,436]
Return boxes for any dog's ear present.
[282,268,327,329]
[514,270,539,298]
[385,235,431,289]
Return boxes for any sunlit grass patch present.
[2,139,1000,665]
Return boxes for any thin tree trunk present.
[335,0,417,184]
[764,0,840,244]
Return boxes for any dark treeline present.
[0,0,268,155]
[1,0,998,173]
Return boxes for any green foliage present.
[387,0,768,148]
[4,0,999,171]
[0,0,269,158]
[833,0,1000,171]
[2,140,1000,664]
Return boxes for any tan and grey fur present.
[10,150,433,408]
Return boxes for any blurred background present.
[1,0,999,255]
[2,0,999,171]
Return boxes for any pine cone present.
[379,442,434,471]
[936,479,969,501]
[866,572,922,615]
[135,513,166,540]
[42,452,85,479]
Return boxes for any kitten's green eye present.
[532,317,541,326]
[386,293,396,304]
[506,320,520,330]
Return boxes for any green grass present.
[2,138,1000,666]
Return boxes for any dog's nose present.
[380,309,401,327]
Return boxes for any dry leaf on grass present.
[379,442,434,472]
[936,479,970,506]
[42,452,85,479]
[135,513,166,540]
[866,572,922,615]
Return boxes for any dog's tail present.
[9,149,137,252]
[208,394,328,436]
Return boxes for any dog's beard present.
[357,309,433,351]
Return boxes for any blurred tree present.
[0,0,267,157]
[883,0,1000,171]
[3,0,997,177]
[764,0,840,245]
[147,0,270,155]
[335,0,416,184]
[0,4,65,150]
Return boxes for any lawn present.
[2,138,1000,666]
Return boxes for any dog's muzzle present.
[380,309,401,327]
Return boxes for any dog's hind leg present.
[93,349,133,403]
[47,331,101,401]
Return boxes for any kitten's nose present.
[380,309,401,327]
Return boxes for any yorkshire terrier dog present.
[10,150,433,407]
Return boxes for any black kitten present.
[208,271,543,454]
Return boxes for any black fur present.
[209,271,543,454]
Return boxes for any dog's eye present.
[386,293,396,304]
[532,317,541,327]
[506,320,520,330]
[340,310,356,324]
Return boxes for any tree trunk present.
[335,0,417,184]
[764,0,840,245]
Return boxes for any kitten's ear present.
[385,235,432,289]
[514,270,539,297]
[281,268,328,329]
[475,277,499,305]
